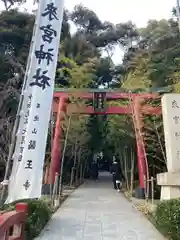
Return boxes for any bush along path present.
[0,185,76,239]
[0,199,52,239]
[152,198,180,240]
[129,194,180,240]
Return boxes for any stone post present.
[157,94,180,200]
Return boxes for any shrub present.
[1,199,53,239]
[154,198,180,240]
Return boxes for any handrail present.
[0,203,28,240]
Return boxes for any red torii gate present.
[50,89,161,190]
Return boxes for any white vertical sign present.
[6,0,64,203]
[162,94,180,172]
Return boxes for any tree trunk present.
[124,147,130,192]
[75,148,81,186]
[70,141,78,187]
[130,148,135,196]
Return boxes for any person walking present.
[91,155,99,180]
[111,156,124,192]
[91,161,98,180]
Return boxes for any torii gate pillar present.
[50,97,67,183]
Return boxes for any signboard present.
[6,0,64,203]
[93,92,106,112]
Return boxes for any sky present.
[3,0,174,27]
[0,0,175,63]
[66,0,174,27]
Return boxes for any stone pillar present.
[157,94,180,200]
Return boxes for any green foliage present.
[117,14,179,193]
[154,199,180,240]
[71,5,138,49]
[105,113,137,179]
[120,18,180,89]
[1,199,52,239]
[143,111,167,177]
[56,57,96,87]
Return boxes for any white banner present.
[6,0,64,203]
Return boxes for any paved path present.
[36,172,165,240]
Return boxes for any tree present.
[0,0,26,10]
[55,57,97,87]
[70,5,138,56]
[120,18,180,89]
[0,9,33,168]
